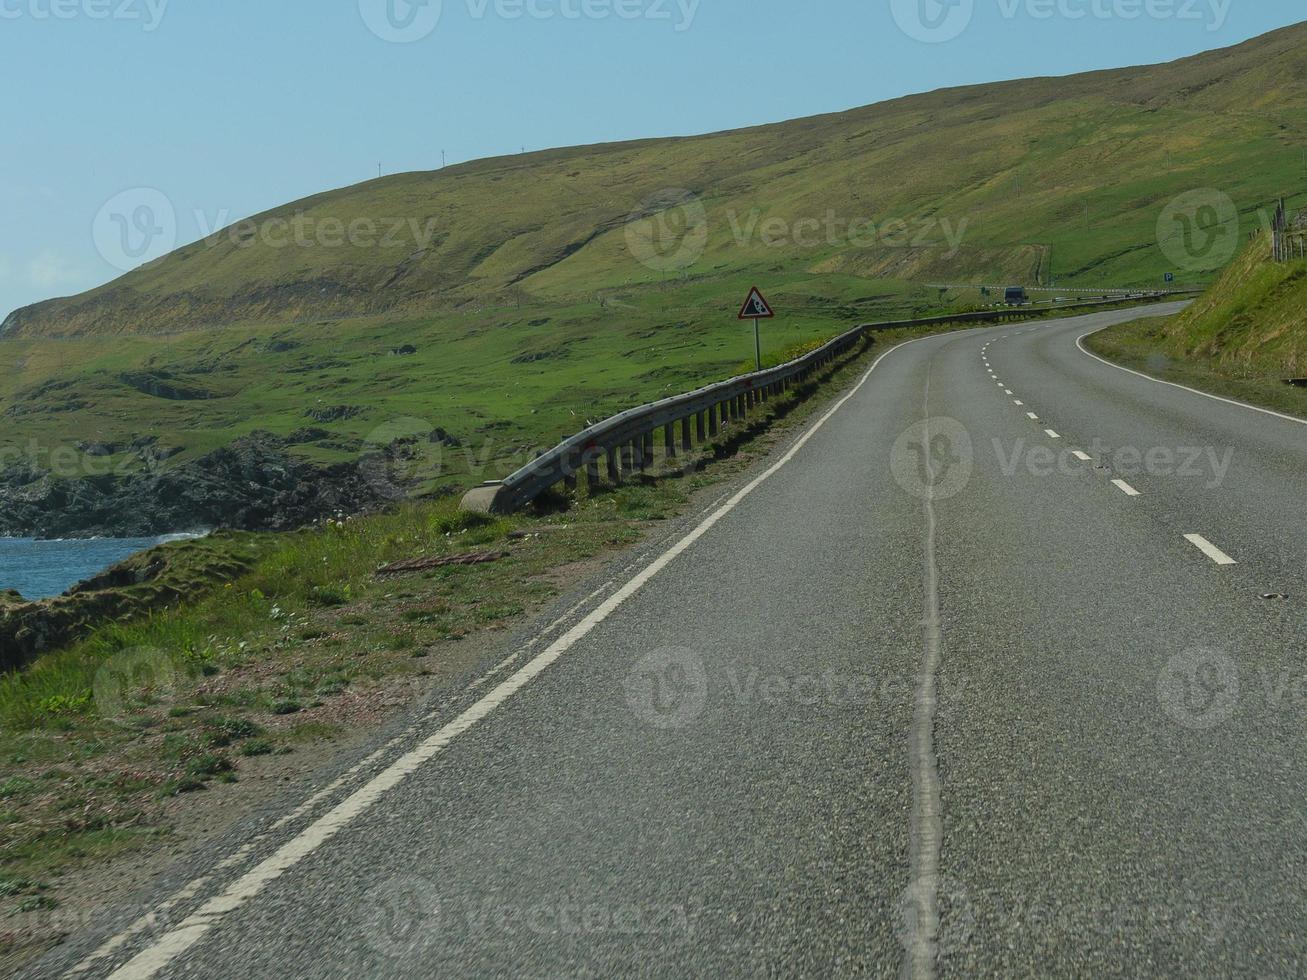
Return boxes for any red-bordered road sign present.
[738,287,775,320]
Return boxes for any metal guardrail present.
[461,293,1178,514]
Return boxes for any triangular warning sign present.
[738,287,775,320]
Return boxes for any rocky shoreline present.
[0,432,419,540]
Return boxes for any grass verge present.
[1084,315,1307,421]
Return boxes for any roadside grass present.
[1083,239,1307,419]
[1085,315,1307,421]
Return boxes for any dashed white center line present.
[1072,451,1091,462]
[1044,429,1061,439]
[1004,389,1013,395]
[1184,534,1238,566]
[1013,400,1023,406]
[1112,479,1141,496]
[1026,412,1039,420]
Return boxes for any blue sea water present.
[0,534,204,601]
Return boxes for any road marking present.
[94,307,950,980]
[1112,479,1141,496]
[1004,389,1013,395]
[1077,330,1307,427]
[1184,534,1237,565]
[906,376,946,980]
[1026,412,1039,420]
[1014,400,1023,406]
[1044,429,1061,439]
[1072,451,1092,461]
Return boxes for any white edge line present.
[1044,429,1061,439]
[1072,451,1092,462]
[97,324,946,980]
[1027,412,1039,420]
[1076,329,1307,427]
[1112,479,1141,496]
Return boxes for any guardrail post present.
[607,446,621,484]
[563,452,579,491]
[680,416,692,452]
[621,442,634,476]
[697,410,707,441]
[736,393,746,417]
[708,406,719,437]
[585,452,601,489]
[641,432,654,470]
[745,389,755,411]
[663,423,676,459]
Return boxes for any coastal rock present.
[0,433,409,539]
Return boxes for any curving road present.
[35,303,1307,978]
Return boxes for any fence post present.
[663,423,676,459]
[698,410,708,441]
[681,416,692,452]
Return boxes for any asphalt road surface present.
[35,303,1307,978]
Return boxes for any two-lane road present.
[38,303,1307,978]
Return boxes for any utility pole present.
[441,150,446,169]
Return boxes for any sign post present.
[737,286,775,372]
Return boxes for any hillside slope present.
[6,22,1307,340]
[1158,230,1307,376]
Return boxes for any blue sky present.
[1,0,1302,321]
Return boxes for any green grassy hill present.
[1157,226,1307,377]
[6,21,1307,341]
[3,24,1307,528]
